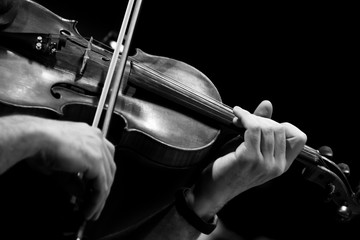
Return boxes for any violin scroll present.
[299,145,360,221]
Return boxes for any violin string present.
[50,34,113,59]
[52,32,230,119]
[49,32,233,118]
[128,64,337,171]
[131,60,234,117]
[54,49,110,69]
[301,145,328,167]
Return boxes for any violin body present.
[0,0,221,155]
[0,1,225,239]
[2,1,359,240]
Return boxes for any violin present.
[0,0,359,239]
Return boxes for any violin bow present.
[76,0,143,239]
[92,0,142,134]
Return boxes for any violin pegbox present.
[299,145,360,221]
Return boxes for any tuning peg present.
[318,145,333,159]
[323,185,352,221]
[354,184,360,203]
[338,205,352,221]
[324,183,336,203]
[338,163,350,176]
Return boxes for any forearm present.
[0,115,44,174]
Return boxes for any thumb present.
[253,100,273,118]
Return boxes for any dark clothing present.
[0,147,207,240]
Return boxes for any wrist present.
[187,163,231,220]
[175,188,218,235]
[185,187,217,221]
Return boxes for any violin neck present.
[128,59,318,166]
[128,61,236,128]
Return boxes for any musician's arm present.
[141,101,306,240]
[0,115,46,175]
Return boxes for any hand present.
[27,119,116,221]
[187,100,307,220]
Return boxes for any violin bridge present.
[79,36,93,77]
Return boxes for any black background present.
[33,1,359,239]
